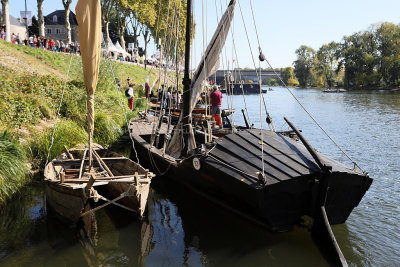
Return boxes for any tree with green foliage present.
[375,22,400,87]
[294,45,315,87]
[28,16,39,37]
[316,41,340,88]
[281,66,299,87]
[340,30,379,88]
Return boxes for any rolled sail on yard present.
[189,0,236,110]
[168,0,236,154]
[75,0,102,162]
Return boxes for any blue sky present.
[8,0,400,68]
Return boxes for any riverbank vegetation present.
[0,39,156,203]
[292,22,400,89]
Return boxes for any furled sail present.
[189,0,236,112]
[75,0,102,167]
[167,0,236,155]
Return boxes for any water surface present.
[1,87,399,266]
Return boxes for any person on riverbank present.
[125,83,135,110]
[210,85,223,127]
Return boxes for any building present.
[44,10,78,43]
[0,9,27,40]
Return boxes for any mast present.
[181,0,192,156]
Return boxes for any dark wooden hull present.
[129,119,372,232]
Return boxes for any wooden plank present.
[52,157,127,165]
[215,141,292,181]
[238,130,320,172]
[222,135,301,178]
[226,133,310,176]
[209,146,280,184]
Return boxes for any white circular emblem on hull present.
[193,157,201,170]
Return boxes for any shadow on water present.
[0,181,154,267]
[146,178,329,267]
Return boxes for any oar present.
[284,117,347,266]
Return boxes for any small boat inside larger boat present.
[44,144,154,225]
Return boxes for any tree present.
[37,0,45,37]
[62,0,72,44]
[340,31,379,88]
[115,1,130,49]
[127,13,142,49]
[281,67,299,87]
[375,22,400,87]
[28,16,39,36]
[293,45,316,87]
[1,0,11,42]
[316,42,340,88]
[101,0,115,43]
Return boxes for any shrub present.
[0,132,28,204]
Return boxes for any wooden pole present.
[181,0,192,157]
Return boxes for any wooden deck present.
[129,117,170,136]
[206,129,323,186]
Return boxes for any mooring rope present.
[45,53,74,166]
[246,0,366,174]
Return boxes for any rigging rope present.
[45,53,74,166]
[106,59,140,164]
[237,0,266,178]
[246,0,365,174]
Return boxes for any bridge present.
[213,70,281,84]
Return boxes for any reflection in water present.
[0,182,154,267]
[0,89,399,266]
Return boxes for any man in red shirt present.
[210,86,223,127]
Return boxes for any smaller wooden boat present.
[323,88,347,93]
[44,144,154,225]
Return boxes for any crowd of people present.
[1,24,80,54]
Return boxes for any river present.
[0,87,399,266]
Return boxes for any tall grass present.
[94,112,123,146]
[0,132,28,204]
[0,41,159,203]
[28,120,87,165]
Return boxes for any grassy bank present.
[0,39,157,204]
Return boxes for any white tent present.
[102,40,120,59]
[114,41,131,58]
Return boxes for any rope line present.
[106,59,140,164]
[246,0,365,173]
[45,53,74,166]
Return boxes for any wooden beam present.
[92,149,114,177]
[78,149,88,179]
[52,157,127,165]
[64,145,74,159]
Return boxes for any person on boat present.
[210,85,223,127]
[145,82,151,99]
[125,83,135,110]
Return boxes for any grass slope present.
[0,39,157,204]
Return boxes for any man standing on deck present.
[210,86,223,127]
